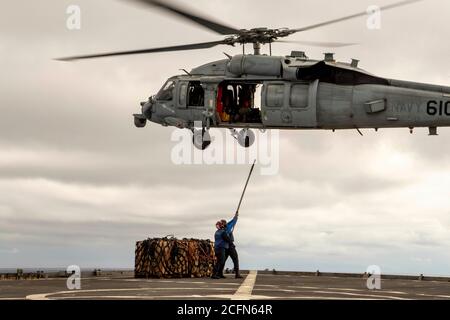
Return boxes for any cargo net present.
[135,237,215,278]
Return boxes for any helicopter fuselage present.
[135,53,450,144]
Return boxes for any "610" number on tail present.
[427,100,450,116]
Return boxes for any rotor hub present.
[227,28,295,46]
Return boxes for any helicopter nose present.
[141,100,153,119]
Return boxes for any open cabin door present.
[261,80,318,128]
[215,82,263,126]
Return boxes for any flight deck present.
[1,271,449,300]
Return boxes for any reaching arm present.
[227,213,238,233]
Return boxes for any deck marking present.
[312,290,410,300]
[418,293,450,299]
[20,274,449,300]
[26,287,237,300]
[232,270,257,300]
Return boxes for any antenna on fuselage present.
[179,69,192,76]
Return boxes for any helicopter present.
[58,0,450,150]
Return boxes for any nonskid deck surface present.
[1,271,449,300]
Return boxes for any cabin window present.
[290,84,308,108]
[187,81,204,107]
[266,84,284,108]
[156,80,175,101]
[179,83,187,106]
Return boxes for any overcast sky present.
[1,0,450,276]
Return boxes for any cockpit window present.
[187,81,204,107]
[156,80,175,101]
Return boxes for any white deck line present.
[231,270,258,300]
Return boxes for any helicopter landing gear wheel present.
[237,129,255,148]
[192,128,211,150]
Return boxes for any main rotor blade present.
[290,0,424,34]
[277,40,358,48]
[130,0,240,35]
[55,40,226,61]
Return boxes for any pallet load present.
[135,237,215,278]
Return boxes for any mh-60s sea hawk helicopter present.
[59,0,450,150]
